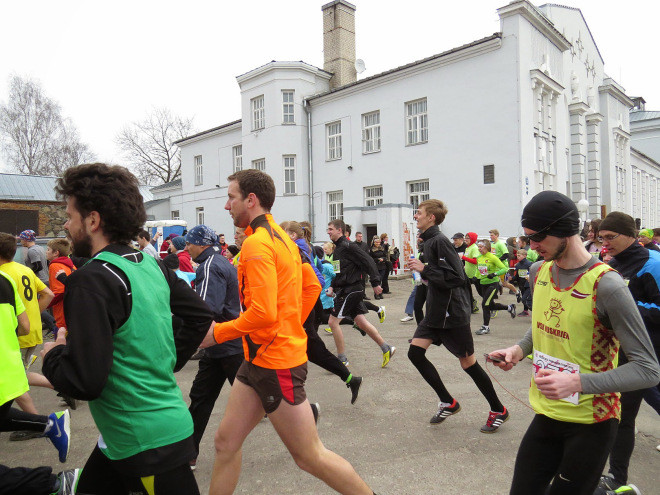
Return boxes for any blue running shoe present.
[46,410,70,463]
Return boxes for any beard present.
[71,231,94,259]
[544,238,568,261]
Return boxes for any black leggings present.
[76,446,200,495]
[306,300,351,382]
[481,283,509,326]
[0,400,48,433]
[510,415,618,495]
[0,464,56,495]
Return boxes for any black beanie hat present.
[599,212,636,238]
[521,191,580,237]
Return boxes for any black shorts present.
[413,324,474,358]
[331,288,368,320]
[235,361,308,414]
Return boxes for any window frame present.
[408,179,430,210]
[282,90,295,124]
[362,111,381,154]
[326,121,342,161]
[364,185,383,206]
[283,155,296,195]
[327,190,344,221]
[232,145,243,172]
[251,95,265,131]
[252,158,265,171]
[483,164,495,184]
[196,207,204,225]
[405,98,428,146]
[171,210,180,220]
[194,155,203,186]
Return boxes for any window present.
[283,155,296,194]
[327,190,343,221]
[326,121,342,160]
[282,90,294,124]
[196,207,204,225]
[232,145,243,172]
[364,185,383,206]
[194,155,203,185]
[408,180,430,210]
[406,98,428,145]
[483,164,495,184]
[252,158,265,171]
[362,111,381,153]
[615,166,626,211]
[251,95,265,130]
[171,210,180,220]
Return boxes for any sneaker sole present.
[382,346,396,368]
[480,412,510,434]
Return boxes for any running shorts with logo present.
[331,283,368,319]
[413,324,474,357]
[236,360,307,413]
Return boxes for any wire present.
[484,359,536,412]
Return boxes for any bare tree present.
[0,75,94,175]
[116,107,194,185]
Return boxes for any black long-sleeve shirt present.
[330,236,381,290]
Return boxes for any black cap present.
[452,232,464,239]
[521,191,580,237]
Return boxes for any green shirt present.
[464,243,480,278]
[526,249,539,262]
[0,270,28,404]
[491,239,508,260]
[88,252,193,460]
[476,252,507,284]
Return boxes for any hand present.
[487,273,496,279]
[534,369,582,400]
[199,321,218,349]
[41,327,67,358]
[325,287,334,298]
[408,258,424,272]
[373,285,383,296]
[486,345,523,371]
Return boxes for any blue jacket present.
[193,246,243,358]
[294,239,324,286]
[609,242,660,352]
[320,261,336,309]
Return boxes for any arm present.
[350,243,381,286]
[461,255,478,265]
[16,310,29,336]
[420,239,465,289]
[635,267,660,330]
[301,263,322,323]
[489,254,508,276]
[37,286,54,312]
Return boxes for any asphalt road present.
[2,278,658,494]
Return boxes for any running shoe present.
[605,486,641,495]
[430,399,461,424]
[475,325,490,335]
[400,314,414,322]
[377,306,386,323]
[472,301,480,314]
[10,430,43,441]
[324,327,333,335]
[491,311,498,318]
[382,346,396,368]
[508,289,517,295]
[45,410,70,463]
[55,468,81,495]
[57,392,77,411]
[480,407,509,433]
[518,310,530,317]
[598,475,622,492]
[189,348,205,360]
[516,290,522,303]
[508,304,517,319]
[338,355,349,367]
[189,459,197,471]
[347,375,362,404]
[26,354,38,370]
[352,322,366,336]
[310,402,320,425]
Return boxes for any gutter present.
[303,99,315,228]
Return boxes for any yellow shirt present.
[0,270,29,404]
[0,261,46,348]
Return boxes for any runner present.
[201,169,375,495]
[42,163,214,495]
[407,200,509,432]
[487,191,660,495]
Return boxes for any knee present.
[214,426,240,456]
[408,344,426,365]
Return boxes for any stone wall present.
[0,201,67,237]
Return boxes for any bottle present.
[410,254,422,285]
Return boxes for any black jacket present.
[331,236,381,290]
[418,225,471,328]
[370,247,388,270]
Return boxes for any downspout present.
[303,98,315,229]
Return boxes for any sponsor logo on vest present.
[544,298,565,327]
[537,280,548,286]
[571,289,589,299]
[536,321,570,340]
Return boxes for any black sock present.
[463,362,503,412]
[408,345,453,403]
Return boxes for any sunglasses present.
[526,210,574,243]
[598,234,620,242]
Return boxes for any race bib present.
[478,264,488,276]
[532,350,580,405]
[332,259,341,274]
[518,269,528,278]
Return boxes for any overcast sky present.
[1,0,658,174]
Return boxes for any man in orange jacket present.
[201,169,375,495]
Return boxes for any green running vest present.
[88,251,193,459]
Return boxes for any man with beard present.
[487,191,659,495]
[41,163,214,495]
[201,169,376,495]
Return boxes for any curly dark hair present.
[55,163,146,245]
[227,169,276,211]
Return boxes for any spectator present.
[18,230,48,285]
[169,235,194,272]
[136,230,159,259]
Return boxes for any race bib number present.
[332,260,341,274]
[532,350,580,405]
[478,264,488,276]
[518,269,528,278]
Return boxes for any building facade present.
[152,0,660,251]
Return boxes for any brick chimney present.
[322,0,357,89]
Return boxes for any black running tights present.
[0,400,48,433]
[407,345,453,403]
[481,283,509,326]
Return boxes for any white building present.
[150,0,660,254]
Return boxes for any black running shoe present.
[347,376,362,404]
[430,399,461,424]
[480,407,509,433]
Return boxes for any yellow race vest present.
[530,261,620,424]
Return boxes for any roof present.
[0,173,59,201]
[307,33,502,102]
[150,178,182,191]
[630,111,660,122]
[144,198,169,209]
[0,172,153,202]
[174,120,242,146]
[631,147,660,167]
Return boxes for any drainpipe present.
[303,98,315,229]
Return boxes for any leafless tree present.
[116,107,194,185]
[0,75,94,175]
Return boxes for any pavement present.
[2,278,658,494]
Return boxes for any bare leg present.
[328,315,345,355]
[269,399,372,494]
[15,392,39,414]
[209,380,267,495]
[27,372,54,389]
[458,353,477,370]
[354,314,385,347]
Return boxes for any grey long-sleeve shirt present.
[517,257,660,395]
